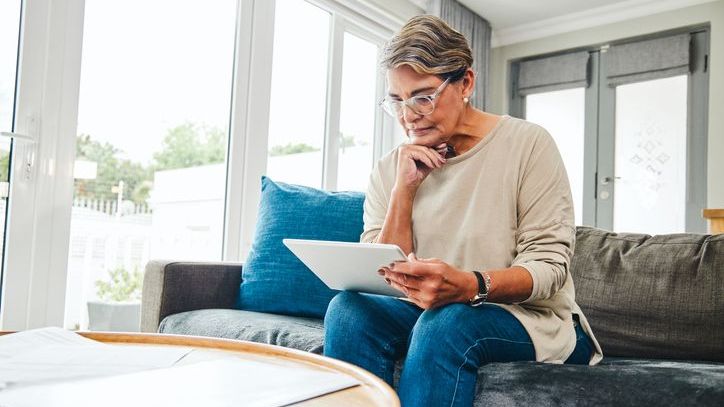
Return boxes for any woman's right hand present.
[394,143,447,193]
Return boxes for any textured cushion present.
[161,308,724,406]
[471,357,724,406]
[159,309,325,354]
[570,227,724,361]
[237,176,365,319]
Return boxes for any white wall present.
[488,0,724,207]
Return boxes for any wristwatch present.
[469,270,491,307]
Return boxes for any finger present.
[408,252,417,261]
[390,261,431,278]
[419,147,445,166]
[410,145,444,167]
[404,145,445,167]
[388,279,412,296]
[410,151,437,169]
[387,270,423,290]
[404,292,427,309]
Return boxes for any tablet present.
[282,239,407,297]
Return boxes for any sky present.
[75,0,380,166]
[76,0,237,164]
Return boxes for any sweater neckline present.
[443,115,509,166]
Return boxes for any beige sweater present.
[361,115,603,365]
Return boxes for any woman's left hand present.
[378,253,477,309]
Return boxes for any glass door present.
[0,0,23,309]
[525,87,586,225]
[65,0,237,331]
[513,30,708,234]
[596,31,709,234]
[611,76,688,234]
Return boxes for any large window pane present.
[613,75,687,234]
[526,88,585,225]
[65,0,236,330]
[337,32,377,192]
[266,0,330,188]
[0,0,22,300]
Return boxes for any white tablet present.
[282,238,407,297]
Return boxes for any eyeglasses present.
[379,78,450,117]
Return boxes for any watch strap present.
[469,270,491,306]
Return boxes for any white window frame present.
[227,0,399,261]
[1,0,401,329]
[1,0,84,330]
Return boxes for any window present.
[337,32,379,192]
[266,0,330,188]
[613,76,688,234]
[511,29,709,234]
[525,88,585,225]
[65,0,237,330]
[265,0,385,192]
[0,0,21,305]
[0,0,395,330]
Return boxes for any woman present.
[324,15,602,407]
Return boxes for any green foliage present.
[74,122,226,206]
[95,267,143,302]
[152,123,226,171]
[269,142,319,156]
[74,134,152,205]
[0,150,9,182]
[340,134,356,149]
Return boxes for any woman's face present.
[385,65,470,147]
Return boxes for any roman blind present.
[606,33,690,86]
[517,51,590,95]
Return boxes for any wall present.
[488,0,724,207]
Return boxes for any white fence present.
[65,200,153,330]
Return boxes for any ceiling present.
[406,0,715,46]
[456,0,628,29]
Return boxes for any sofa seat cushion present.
[159,309,325,354]
[472,357,724,406]
[160,310,723,405]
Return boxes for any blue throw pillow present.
[237,176,366,319]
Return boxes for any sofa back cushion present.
[570,227,724,362]
[237,177,365,319]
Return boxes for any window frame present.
[509,27,709,233]
[0,0,400,329]
[228,0,395,261]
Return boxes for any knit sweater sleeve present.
[510,129,576,303]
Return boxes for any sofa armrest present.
[141,260,243,333]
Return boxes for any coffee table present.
[0,331,399,406]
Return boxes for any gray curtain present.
[427,0,491,110]
[606,33,690,86]
[517,51,590,95]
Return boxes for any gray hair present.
[380,15,473,81]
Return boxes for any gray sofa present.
[141,227,724,406]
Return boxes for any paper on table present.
[0,358,362,407]
[0,327,192,390]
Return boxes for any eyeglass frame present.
[378,77,451,117]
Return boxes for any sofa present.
[141,224,724,406]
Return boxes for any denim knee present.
[407,304,469,353]
[324,291,374,333]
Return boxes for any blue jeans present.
[324,291,593,407]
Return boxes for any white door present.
[0,0,24,316]
[0,0,85,330]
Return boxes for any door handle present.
[1,115,39,181]
[600,176,621,185]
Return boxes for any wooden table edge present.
[0,331,400,406]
